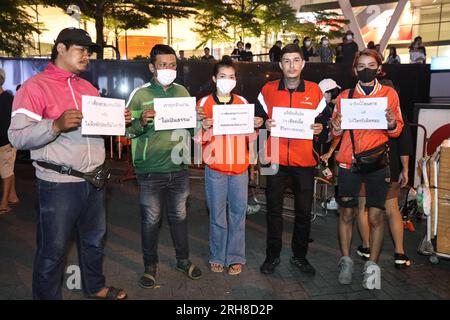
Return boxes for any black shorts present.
[337,166,390,210]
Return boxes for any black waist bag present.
[36,161,111,190]
[349,135,389,174]
[346,88,389,174]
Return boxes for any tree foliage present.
[39,0,197,58]
[0,0,40,56]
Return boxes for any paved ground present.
[1,159,450,300]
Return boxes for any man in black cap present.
[8,28,131,300]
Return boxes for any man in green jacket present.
[126,44,202,289]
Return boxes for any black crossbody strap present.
[347,88,357,159]
[36,161,85,178]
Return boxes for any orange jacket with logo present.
[196,93,256,175]
[255,79,325,167]
[332,80,404,168]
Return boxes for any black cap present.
[55,28,99,50]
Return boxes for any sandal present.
[176,261,202,280]
[86,286,127,300]
[0,207,12,215]
[210,263,224,273]
[139,272,156,289]
[228,264,242,276]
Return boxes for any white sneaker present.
[338,256,353,285]
[321,197,338,210]
[246,204,261,215]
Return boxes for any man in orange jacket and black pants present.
[256,44,325,275]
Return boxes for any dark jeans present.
[33,179,106,300]
[265,165,314,261]
[137,170,190,267]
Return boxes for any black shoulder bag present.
[347,89,390,174]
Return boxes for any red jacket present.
[196,93,257,175]
[332,80,404,168]
[255,79,325,167]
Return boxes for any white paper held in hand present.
[341,97,388,130]
[154,97,197,131]
[81,95,125,136]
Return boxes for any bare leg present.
[8,174,19,203]
[385,198,404,254]
[0,176,13,210]
[339,204,356,257]
[368,207,385,262]
[357,197,370,248]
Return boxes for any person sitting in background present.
[301,37,315,62]
[386,47,401,64]
[201,47,215,61]
[231,41,245,61]
[316,37,333,63]
[269,40,282,62]
[242,43,253,62]
[178,50,186,61]
[409,36,426,64]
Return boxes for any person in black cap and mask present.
[8,28,131,300]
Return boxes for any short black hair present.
[51,40,75,62]
[204,47,210,51]
[213,56,236,77]
[276,40,282,45]
[281,43,304,60]
[149,44,176,65]
[245,43,251,49]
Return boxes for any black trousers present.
[265,165,314,261]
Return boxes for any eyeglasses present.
[72,45,94,56]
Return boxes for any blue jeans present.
[205,167,247,267]
[137,170,190,266]
[33,179,106,300]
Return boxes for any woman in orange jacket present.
[330,49,404,289]
[196,58,263,275]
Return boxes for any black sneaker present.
[290,256,316,275]
[260,258,280,274]
[394,253,411,268]
[356,245,370,260]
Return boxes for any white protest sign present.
[81,96,125,136]
[213,104,255,136]
[154,97,197,131]
[341,97,388,130]
[271,107,316,140]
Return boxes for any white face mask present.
[346,34,353,41]
[156,69,177,86]
[216,79,236,95]
[323,40,329,46]
[305,41,312,47]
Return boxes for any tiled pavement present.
[1,160,449,300]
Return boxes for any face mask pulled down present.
[216,79,236,95]
[156,69,177,86]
